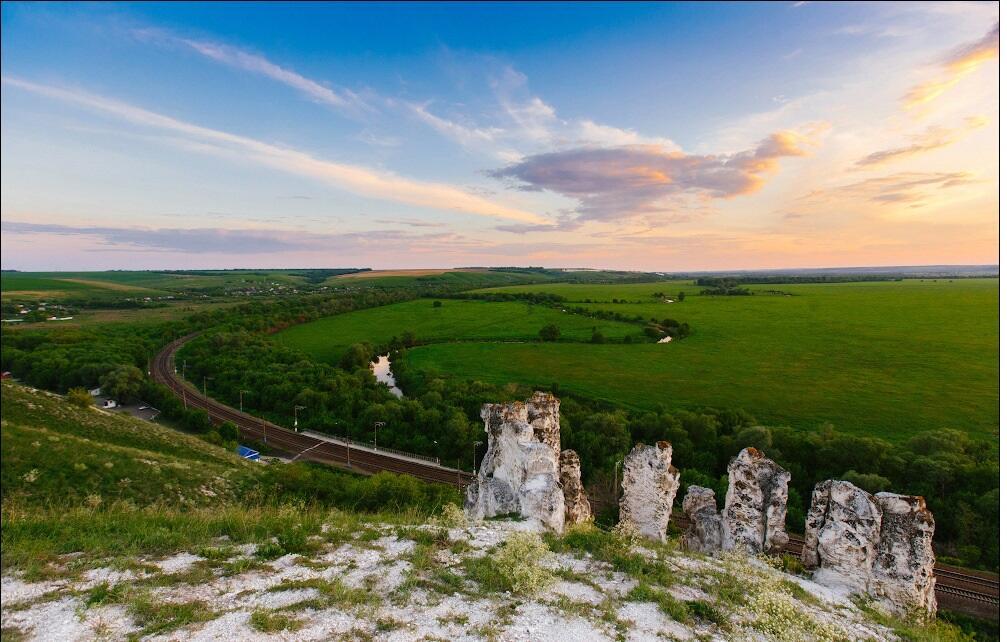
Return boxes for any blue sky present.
[1,2,999,270]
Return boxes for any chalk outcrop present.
[870,493,937,617]
[464,393,565,532]
[721,448,790,555]
[681,486,723,554]
[559,449,593,524]
[802,482,937,618]
[802,480,882,594]
[618,442,680,542]
[527,391,562,457]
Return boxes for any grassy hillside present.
[1,382,258,507]
[273,298,644,364]
[404,279,998,442]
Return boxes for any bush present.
[489,531,555,595]
[66,387,94,408]
[538,324,561,342]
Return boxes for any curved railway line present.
[151,335,997,619]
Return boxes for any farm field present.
[272,298,643,364]
[0,269,331,299]
[403,278,999,442]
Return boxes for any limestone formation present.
[802,482,937,618]
[527,391,561,457]
[559,449,593,524]
[618,442,680,542]
[721,447,790,554]
[464,393,566,532]
[802,480,882,594]
[681,486,722,554]
[870,493,937,617]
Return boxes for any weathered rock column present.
[721,447,790,554]
[464,393,566,532]
[559,449,592,524]
[802,480,882,594]
[681,486,722,554]
[870,493,937,617]
[618,442,680,542]
[527,391,562,457]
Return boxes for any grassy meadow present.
[272,298,643,363]
[395,278,998,443]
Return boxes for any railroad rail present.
[152,335,996,618]
[151,335,474,489]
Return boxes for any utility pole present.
[473,441,483,473]
[203,376,212,398]
[239,389,249,413]
[262,415,267,445]
[294,405,306,432]
[373,421,386,449]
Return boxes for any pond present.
[370,354,404,398]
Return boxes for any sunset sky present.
[1,2,999,271]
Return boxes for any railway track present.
[151,335,474,489]
[151,335,997,618]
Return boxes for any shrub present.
[436,502,467,529]
[489,531,555,595]
[66,387,94,408]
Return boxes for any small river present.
[370,354,404,398]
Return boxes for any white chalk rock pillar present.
[721,447,791,554]
[463,393,566,533]
[618,441,680,542]
[681,485,723,554]
[870,493,937,618]
[802,480,882,594]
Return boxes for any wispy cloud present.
[3,77,546,225]
[903,23,999,109]
[134,28,371,115]
[1,220,470,255]
[374,218,446,228]
[406,101,503,146]
[795,171,977,212]
[491,130,815,223]
[854,117,987,168]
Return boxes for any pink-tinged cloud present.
[903,23,999,109]
[855,118,987,168]
[491,131,812,223]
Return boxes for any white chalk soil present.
[2,518,902,641]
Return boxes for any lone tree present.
[99,365,144,404]
[678,291,686,302]
[432,300,443,308]
[539,324,561,342]
[591,328,605,344]
[339,343,372,371]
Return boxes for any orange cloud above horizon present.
[903,23,999,110]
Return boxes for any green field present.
[273,298,643,363]
[398,279,998,442]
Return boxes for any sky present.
[0,1,1000,271]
